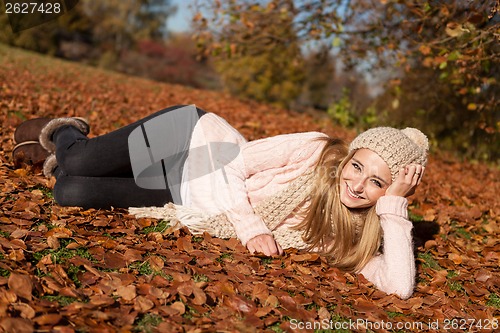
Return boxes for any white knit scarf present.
[129,171,315,249]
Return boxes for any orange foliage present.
[0,46,499,332]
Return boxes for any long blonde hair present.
[296,137,382,272]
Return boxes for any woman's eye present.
[371,179,382,188]
[352,162,361,171]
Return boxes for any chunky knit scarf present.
[129,171,315,249]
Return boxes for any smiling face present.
[339,149,392,209]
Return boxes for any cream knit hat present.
[349,127,429,181]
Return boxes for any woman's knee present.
[55,142,89,176]
[53,176,94,208]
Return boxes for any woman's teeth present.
[348,186,363,199]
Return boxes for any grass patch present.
[261,257,273,266]
[486,293,500,309]
[133,313,163,333]
[417,252,443,270]
[450,221,472,240]
[31,185,54,199]
[141,220,170,234]
[128,261,155,276]
[182,304,199,320]
[32,243,96,265]
[67,264,86,287]
[0,267,11,277]
[193,273,210,283]
[454,227,472,240]
[42,295,81,306]
[408,211,424,222]
[447,280,463,292]
[192,235,203,243]
[216,252,233,263]
[387,311,405,318]
[128,261,172,280]
[102,232,117,240]
[269,324,284,333]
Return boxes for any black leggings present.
[53,105,205,209]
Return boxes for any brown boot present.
[39,117,90,153]
[12,141,50,168]
[14,117,52,143]
[13,118,52,167]
[12,117,89,170]
[42,154,58,178]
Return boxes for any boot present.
[13,118,52,167]
[38,117,90,178]
[42,154,58,178]
[12,117,89,172]
[12,141,50,168]
[14,117,52,143]
[39,117,90,153]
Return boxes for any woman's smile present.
[346,184,364,199]
[340,149,391,209]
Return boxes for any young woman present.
[13,104,428,299]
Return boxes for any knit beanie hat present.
[349,127,429,181]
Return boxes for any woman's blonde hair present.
[296,137,382,272]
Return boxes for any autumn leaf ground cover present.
[0,43,499,333]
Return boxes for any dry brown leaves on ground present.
[0,45,499,332]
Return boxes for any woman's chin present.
[340,195,372,209]
[340,195,357,209]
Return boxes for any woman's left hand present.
[246,234,284,256]
[385,164,425,198]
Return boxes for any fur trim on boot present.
[43,154,58,178]
[39,117,89,153]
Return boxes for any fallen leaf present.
[8,273,32,301]
[103,252,127,269]
[0,317,34,333]
[33,313,63,325]
[115,285,137,301]
[133,295,155,312]
[11,303,35,319]
[448,253,462,265]
[252,283,269,303]
[170,301,186,315]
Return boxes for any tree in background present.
[194,0,305,108]
[119,33,221,89]
[0,1,89,55]
[300,45,336,111]
[81,0,174,66]
[194,0,499,161]
[0,0,175,64]
[0,1,220,88]
[366,0,499,160]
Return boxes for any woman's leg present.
[53,174,172,209]
[54,105,205,177]
[51,104,205,208]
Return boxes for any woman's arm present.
[187,113,326,254]
[358,164,424,298]
[223,131,327,251]
[358,195,415,299]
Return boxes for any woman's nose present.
[352,177,365,192]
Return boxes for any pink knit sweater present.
[181,112,415,299]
